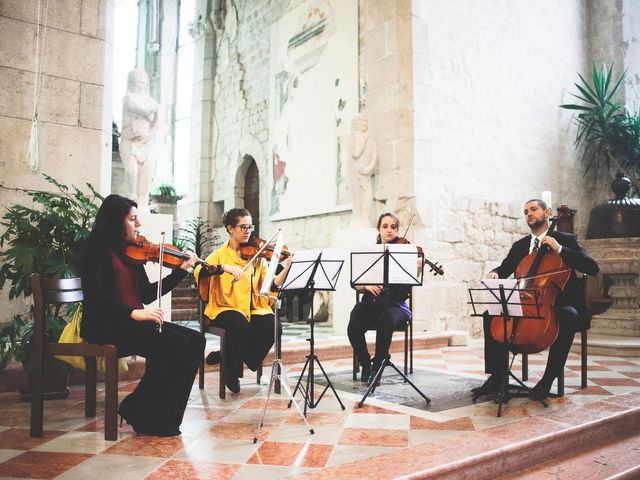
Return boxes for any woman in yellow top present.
[195,208,291,393]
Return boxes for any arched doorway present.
[244,157,260,237]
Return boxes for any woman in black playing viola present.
[348,212,413,382]
[80,194,205,436]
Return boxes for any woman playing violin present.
[80,194,205,437]
[194,208,291,394]
[348,212,413,382]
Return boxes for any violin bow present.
[156,231,165,333]
[400,213,415,240]
[233,229,281,282]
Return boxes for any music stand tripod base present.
[357,355,430,408]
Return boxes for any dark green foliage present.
[560,63,640,195]
[0,175,102,373]
[178,217,220,288]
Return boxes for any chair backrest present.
[30,273,83,346]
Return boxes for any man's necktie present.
[532,237,539,253]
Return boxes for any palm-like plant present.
[560,63,640,195]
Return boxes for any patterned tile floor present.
[0,335,639,479]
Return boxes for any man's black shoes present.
[471,374,502,397]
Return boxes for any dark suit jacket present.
[491,231,599,325]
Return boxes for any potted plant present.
[0,175,102,396]
[560,63,640,237]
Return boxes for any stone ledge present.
[571,333,640,357]
[287,391,640,480]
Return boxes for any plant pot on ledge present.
[149,194,183,217]
[19,368,71,401]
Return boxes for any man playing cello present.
[474,199,599,400]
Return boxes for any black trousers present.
[348,301,409,367]
[116,321,206,431]
[212,310,275,380]
[482,305,581,383]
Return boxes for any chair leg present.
[219,331,226,400]
[404,328,408,376]
[104,354,118,441]
[522,353,529,382]
[409,321,413,374]
[581,329,588,389]
[199,355,205,389]
[85,356,97,417]
[257,364,263,384]
[30,352,45,438]
[557,369,565,397]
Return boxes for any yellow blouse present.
[194,242,273,321]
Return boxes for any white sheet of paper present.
[480,278,524,317]
[259,235,283,297]
[281,249,346,291]
[351,244,419,285]
[386,243,419,284]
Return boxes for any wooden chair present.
[521,274,590,396]
[30,273,119,441]
[197,278,269,399]
[352,289,414,381]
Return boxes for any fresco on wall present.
[269,0,358,216]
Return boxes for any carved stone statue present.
[119,69,158,208]
[349,113,377,227]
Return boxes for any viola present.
[125,235,215,272]
[489,218,570,354]
[239,236,292,263]
[391,236,444,276]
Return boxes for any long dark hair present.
[375,212,400,244]
[87,194,137,252]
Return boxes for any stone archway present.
[244,157,260,236]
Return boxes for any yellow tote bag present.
[55,305,128,374]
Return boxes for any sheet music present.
[480,278,524,317]
[281,249,346,291]
[350,245,383,285]
[351,244,420,285]
[386,243,419,284]
[259,234,283,297]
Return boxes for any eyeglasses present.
[235,224,254,232]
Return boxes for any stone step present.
[501,432,640,479]
[285,391,640,480]
[172,308,198,322]
[571,333,640,357]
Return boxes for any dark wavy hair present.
[375,212,400,244]
[222,208,251,232]
[87,194,137,252]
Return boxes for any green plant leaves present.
[560,63,640,194]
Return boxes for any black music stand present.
[253,237,314,441]
[352,244,430,407]
[286,250,346,414]
[468,280,548,417]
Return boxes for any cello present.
[489,218,571,354]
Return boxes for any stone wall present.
[0,0,112,324]
[191,0,632,337]
[410,0,596,335]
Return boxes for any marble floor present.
[0,339,639,480]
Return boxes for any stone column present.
[582,237,640,355]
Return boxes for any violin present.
[125,235,216,272]
[489,218,570,354]
[391,236,444,276]
[239,236,292,263]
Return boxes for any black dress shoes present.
[530,377,554,400]
[471,374,502,396]
[360,361,371,382]
[225,377,241,393]
[206,351,221,365]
